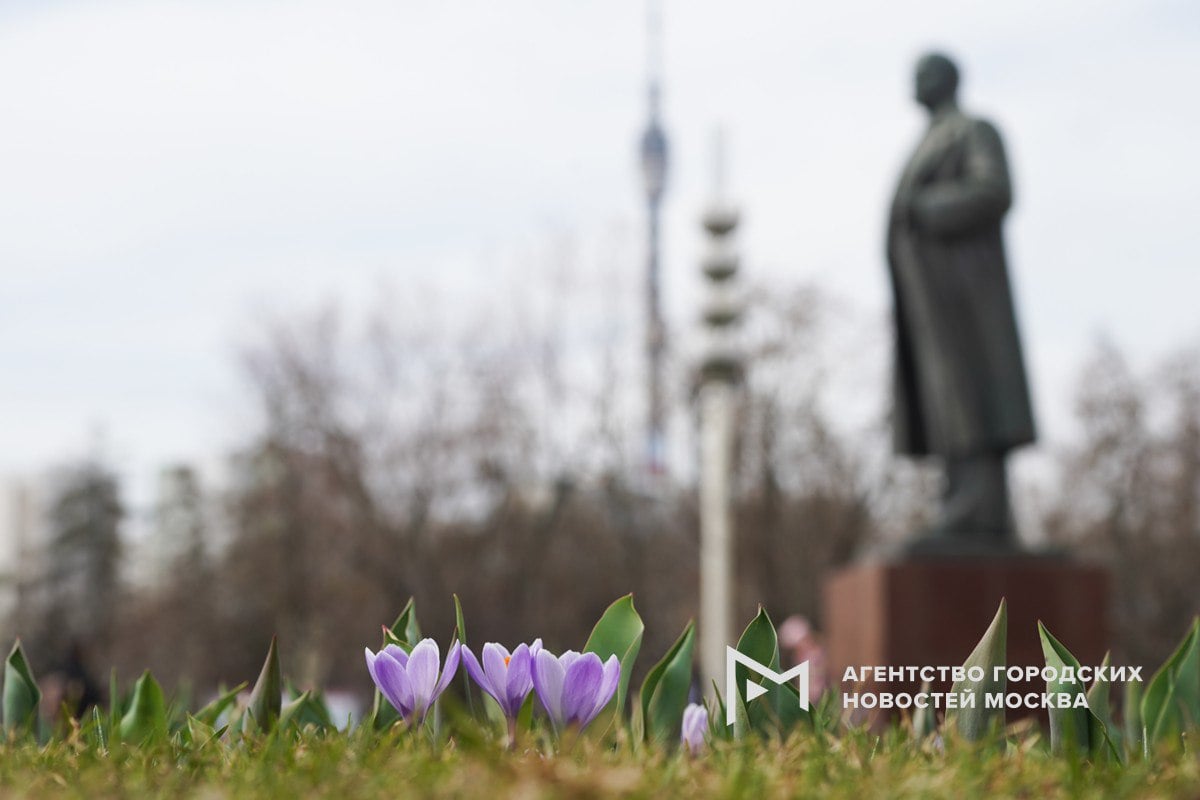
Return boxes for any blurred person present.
[40,639,103,721]
[778,615,828,702]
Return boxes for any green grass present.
[1,726,1198,799]
[4,600,1197,797]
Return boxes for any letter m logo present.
[725,646,810,726]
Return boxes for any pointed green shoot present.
[390,597,422,649]
[3,640,41,737]
[246,636,282,734]
[452,594,467,645]
[709,679,733,742]
[1140,617,1199,748]
[1085,651,1122,761]
[1123,678,1143,759]
[732,606,808,737]
[639,620,696,744]
[947,599,1006,742]
[1038,621,1092,757]
[119,670,168,744]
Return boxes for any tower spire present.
[646,0,662,107]
[639,0,669,479]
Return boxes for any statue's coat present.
[886,109,1036,456]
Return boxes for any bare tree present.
[1041,339,1200,668]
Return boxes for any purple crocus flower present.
[531,649,620,732]
[462,639,542,719]
[681,702,708,755]
[364,638,461,725]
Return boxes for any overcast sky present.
[2,0,1199,511]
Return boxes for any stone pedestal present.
[822,557,1109,724]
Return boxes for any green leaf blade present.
[1038,621,1091,757]
[118,670,168,744]
[639,620,696,744]
[247,636,282,735]
[731,606,808,736]
[583,594,645,716]
[947,599,1006,743]
[3,641,41,737]
[1141,617,1199,747]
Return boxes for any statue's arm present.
[912,120,1013,235]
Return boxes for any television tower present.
[639,0,669,477]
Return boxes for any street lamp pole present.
[698,154,743,693]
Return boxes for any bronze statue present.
[886,53,1036,552]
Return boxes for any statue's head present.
[914,52,959,111]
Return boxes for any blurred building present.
[0,476,51,638]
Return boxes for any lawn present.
[2,594,1198,798]
[1,727,1198,799]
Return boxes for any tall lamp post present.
[698,183,743,693]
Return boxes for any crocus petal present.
[406,639,441,713]
[370,649,415,717]
[462,645,490,697]
[505,644,534,716]
[529,638,543,656]
[681,703,708,754]
[532,648,567,727]
[561,653,603,726]
[365,647,378,673]
[482,643,510,702]
[559,650,582,674]
[364,648,382,702]
[431,641,461,702]
[585,654,621,726]
[381,643,409,669]
[681,704,698,732]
